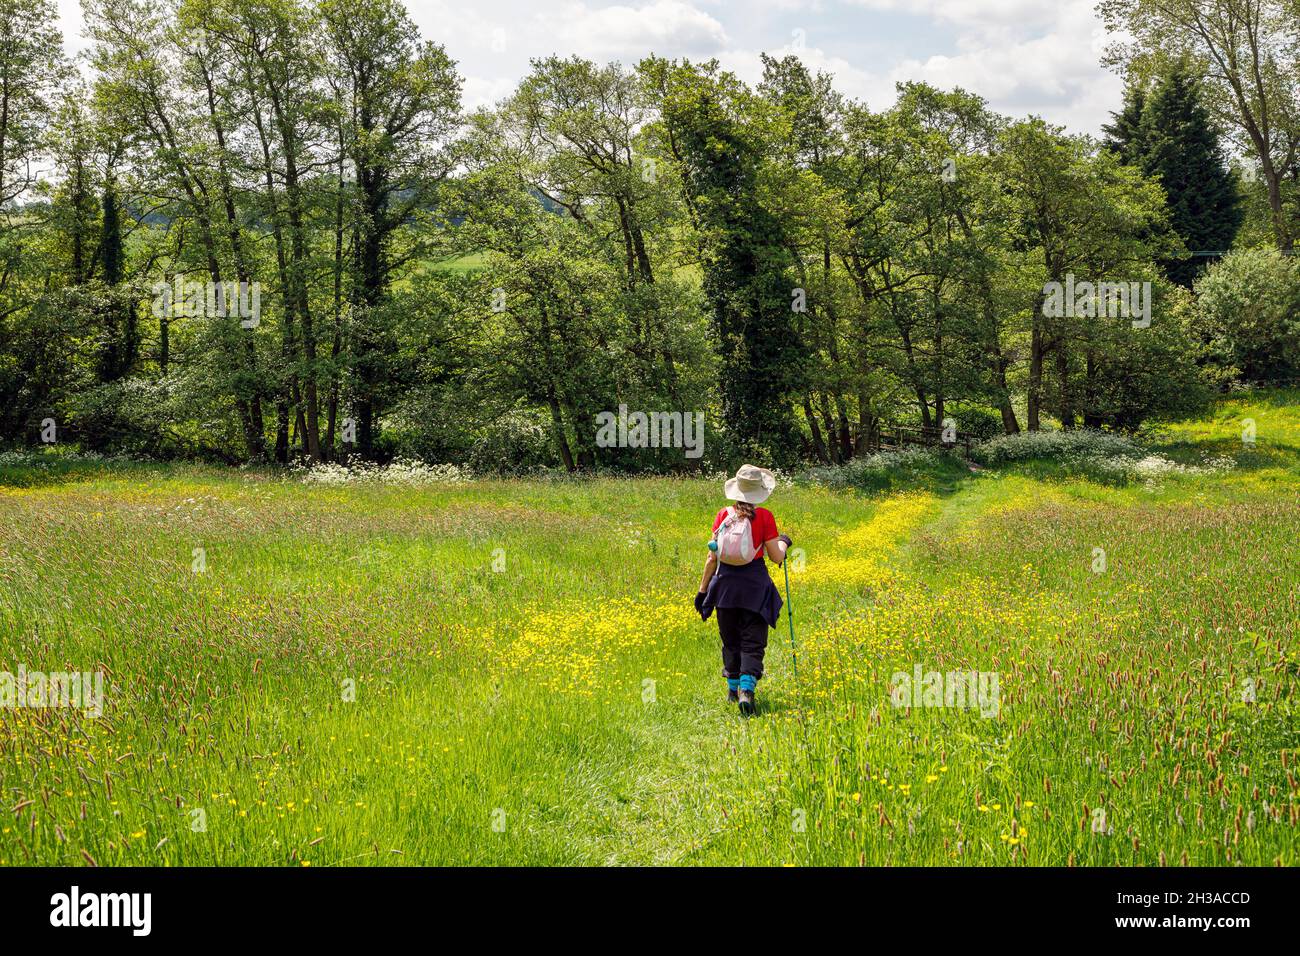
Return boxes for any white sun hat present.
[724,463,776,504]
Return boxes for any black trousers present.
[716,606,769,680]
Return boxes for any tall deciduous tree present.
[994,119,1179,429]
[0,0,68,232]
[320,0,461,459]
[653,59,804,462]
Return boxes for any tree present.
[498,57,690,410]
[449,163,622,471]
[1136,62,1242,286]
[758,54,861,460]
[1,3,1267,465]
[1100,0,1299,250]
[0,0,68,232]
[1075,283,1213,430]
[895,83,1019,434]
[1102,80,1147,164]
[993,119,1180,429]
[44,89,101,287]
[86,0,269,460]
[0,16,74,441]
[320,0,461,459]
[97,177,139,381]
[653,59,804,462]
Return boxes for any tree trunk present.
[833,394,853,461]
[992,346,1019,434]
[1028,303,1046,432]
[248,70,297,465]
[817,393,839,464]
[1056,343,1074,429]
[1083,350,1102,428]
[547,391,576,472]
[803,396,830,463]
[855,390,872,455]
[256,49,321,462]
[159,314,169,375]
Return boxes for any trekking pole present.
[782,552,798,681]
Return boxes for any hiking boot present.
[737,689,756,717]
[727,688,739,703]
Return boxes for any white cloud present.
[717,43,894,108]
[846,0,1063,33]
[880,1,1122,131]
[55,0,88,56]
[52,0,1127,135]
[566,0,1123,134]
[461,75,521,110]
[534,1,729,61]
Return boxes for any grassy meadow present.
[1,392,1297,866]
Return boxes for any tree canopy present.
[0,0,1292,469]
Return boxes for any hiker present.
[694,464,792,716]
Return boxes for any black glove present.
[778,533,793,549]
[694,591,707,618]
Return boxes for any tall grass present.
[0,394,1296,865]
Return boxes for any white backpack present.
[713,507,757,565]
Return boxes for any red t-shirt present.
[712,506,778,562]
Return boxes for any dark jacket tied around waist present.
[700,557,783,629]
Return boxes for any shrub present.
[466,408,561,474]
[803,446,967,493]
[945,405,1006,442]
[291,458,472,486]
[1195,248,1300,383]
[972,429,1142,466]
[970,427,1235,483]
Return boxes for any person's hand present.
[694,591,707,618]
[778,533,793,549]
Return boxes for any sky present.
[53,0,1127,136]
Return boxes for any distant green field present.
[1,392,1296,865]
[426,252,488,274]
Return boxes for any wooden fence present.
[864,421,975,460]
